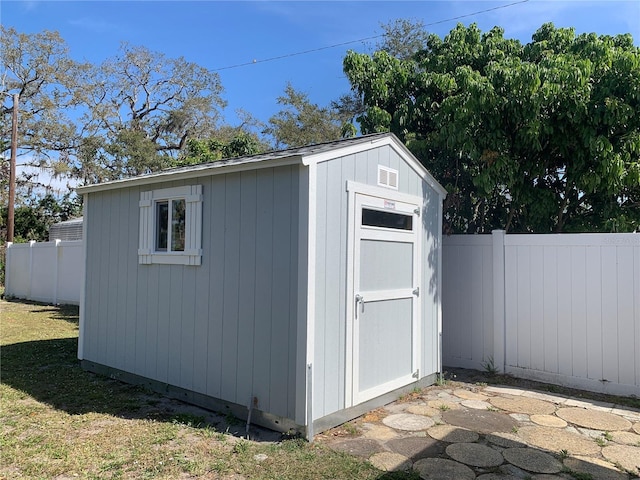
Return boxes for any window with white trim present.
[139,185,203,265]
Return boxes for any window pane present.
[362,208,413,230]
[171,199,186,252]
[156,201,169,251]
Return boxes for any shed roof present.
[77,133,446,197]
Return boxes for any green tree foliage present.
[265,83,347,148]
[0,193,81,242]
[1,26,89,178]
[344,23,640,233]
[178,132,267,166]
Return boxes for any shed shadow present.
[0,336,281,442]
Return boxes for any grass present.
[0,299,415,480]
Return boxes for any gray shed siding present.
[83,166,301,420]
[312,144,442,420]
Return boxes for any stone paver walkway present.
[318,370,640,479]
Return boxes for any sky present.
[2,0,640,193]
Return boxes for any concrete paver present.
[453,389,489,401]
[443,408,518,434]
[502,447,563,474]
[564,456,630,480]
[445,442,504,467]
[368,451,412,472]
[405,404,439,417]
[382,413,435,431]
[530,414,568,428]
[610,430,640,446]
[427,424,479,443]
[517,425,602,455]
[601,444,640,475]
[319,369,638,479]
[485,431,528,448]
[413,457,475,480]
[556,407,633,431]
[461,399,493,410]
[386,436,446,461]
[490,395,557,415]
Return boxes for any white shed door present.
[352,193,420,404]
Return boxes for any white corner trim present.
[78,193,88,360]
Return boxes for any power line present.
[212,0,529,72]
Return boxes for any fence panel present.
[443,232,640,397]
[5,240,83,305]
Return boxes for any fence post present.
[53,239,61,305]
[492,230,506,373]
[5,242,13,297]
[28,240,35,301]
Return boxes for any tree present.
[344,23,640,233]
[265,83,347,148]
[376,18,430,60]
[77,43,226,182]
[0,193,81,242]
[1,26,89,185]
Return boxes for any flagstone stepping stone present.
[382,413,435,431]
[427,400,461,411]
[610,431,640,446]
[461,399,493,410]
[602,444,640,475]
[521,390,569,404]
[634,422,640,435]
[611,407,640,422]
[502,447,562,474]
[454,389,489,401]
[510,413,531,422]
[413,457,475,480]
[517,426,601,455]
[406,404,440,417]
[327,438,384,458]
[361,424,400,441]
[556,407,632,431]
[386,436,446,461]
[446,442,504,467]
[427,424,479,443]
[490,395,556,415]
[443,408,518,434]
[485,431,528,448]
[530,414,568,428]
[476,475,521,480]
[484,386,525,396]
[369,452,412,472]
[564,456,630,480]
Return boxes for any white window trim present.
[139,185,203,265]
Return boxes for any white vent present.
[378,165,398,189]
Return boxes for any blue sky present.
[3,0,639,130]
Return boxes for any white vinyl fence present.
[442,231,640,397]
[5,240,83,305]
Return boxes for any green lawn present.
[0,299,413,480]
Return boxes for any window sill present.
[138,251,202,266]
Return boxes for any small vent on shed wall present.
[378,165,398,189]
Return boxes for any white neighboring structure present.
[76,133,447,439]
[49,217,83,241]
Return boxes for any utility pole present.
[8,93,18,243]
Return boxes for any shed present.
[77,133,446,439]
[49,217,83,241]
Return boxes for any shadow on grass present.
[0,333,283,442]
[1,337,146,417]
